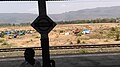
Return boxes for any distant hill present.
[49,6,120,21]
[0,6,120,24]
[0,13,37,24]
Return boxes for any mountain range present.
[0,6,120,24]
[0,13,37,24]
[49,6,120,21]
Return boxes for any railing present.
[0,44,120,52]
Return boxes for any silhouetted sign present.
[31,15,56,34]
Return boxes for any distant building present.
[82,30,91,34]
[65,32,70,35]
[116,19,120,23]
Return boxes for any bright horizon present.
[0,0,120,14]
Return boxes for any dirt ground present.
[0,23,120,48]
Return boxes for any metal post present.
[37,0,55,67]
[41,33,51,67]
[38,0,47,16]
[38,0,50,67]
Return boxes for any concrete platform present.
[0,53,120,67]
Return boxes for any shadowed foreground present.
[1,53,120,67]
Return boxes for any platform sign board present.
[31,15,56,34]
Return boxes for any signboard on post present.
[31,0,56,67]
[31,15,56,67]
[31,15,56,34]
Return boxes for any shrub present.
[80,49,88,54]
[76,32,83,36]
[59,30,64,33]
[0,39,4,43]
[2,42,9,45]
[8,37,12,39]
[115,34,120,41]
[53,30,57,32]
[82,41,86,44]
[69,41,73,44]
[99,31,103,34]
[104,40,109,42]
[30,39,33,41]
[35,36,40,38]
[111,27,116,31]
[77,39,80,44]
[0,33,5,38]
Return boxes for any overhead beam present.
[0,0,68,1]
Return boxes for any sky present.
[0,0,120,14]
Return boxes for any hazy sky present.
[0,0,120,14]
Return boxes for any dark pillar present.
[37,0,53,67]
[41,33,51,67]
[38,0,46,16]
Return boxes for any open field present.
[0,23,120,48]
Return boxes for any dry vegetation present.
[0,23,120,48]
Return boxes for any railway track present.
[0,44,120,52]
